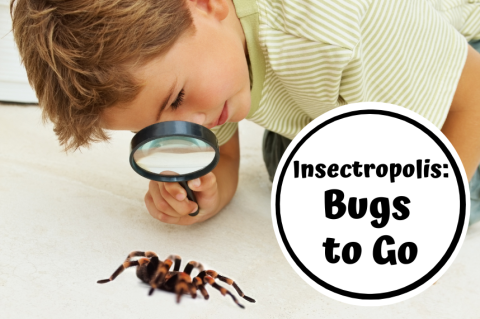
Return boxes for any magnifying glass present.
[130,121,220,217]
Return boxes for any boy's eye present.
[171,89,185,110]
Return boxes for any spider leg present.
[148,258,174,296]
[174,273,197,303]
[203,275,245,309]
[97,258,150,284]
[183,260,204,275]
[185,263,207,300]
[205,270,256,303]
[167,255,182,272]
[193,276,209,300]
[124,251,158,262]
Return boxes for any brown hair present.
[10,0,194,151]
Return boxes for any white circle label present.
[271,102,469,306]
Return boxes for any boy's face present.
[102,0,251,132]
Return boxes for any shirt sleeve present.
[426,0,480,42]
[244,0,477,141]
[338,0,470,128]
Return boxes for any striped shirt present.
[212,0,480,145]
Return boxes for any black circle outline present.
[275,109,467,300]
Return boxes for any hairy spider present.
[97,251,256,308]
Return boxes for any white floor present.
[1,105,479,318]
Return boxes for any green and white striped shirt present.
[212,0,480,145]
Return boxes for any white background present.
[0,0,38,103]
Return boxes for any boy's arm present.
[144,128,240,225]
[210,128,241,210]
[441,45,480,181]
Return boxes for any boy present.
[11,0,480,225]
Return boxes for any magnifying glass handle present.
[179,181,200,216]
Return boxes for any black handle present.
[179,181,199,216]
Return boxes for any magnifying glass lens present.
[133,136,216,175]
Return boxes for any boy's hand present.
[144,129,240,226]
[144,172,220,225]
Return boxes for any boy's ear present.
[188,0,229,21]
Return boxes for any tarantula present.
[97,251,256,308]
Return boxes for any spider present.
[97,251,256,308]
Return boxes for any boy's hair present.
[10,0,194,151]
